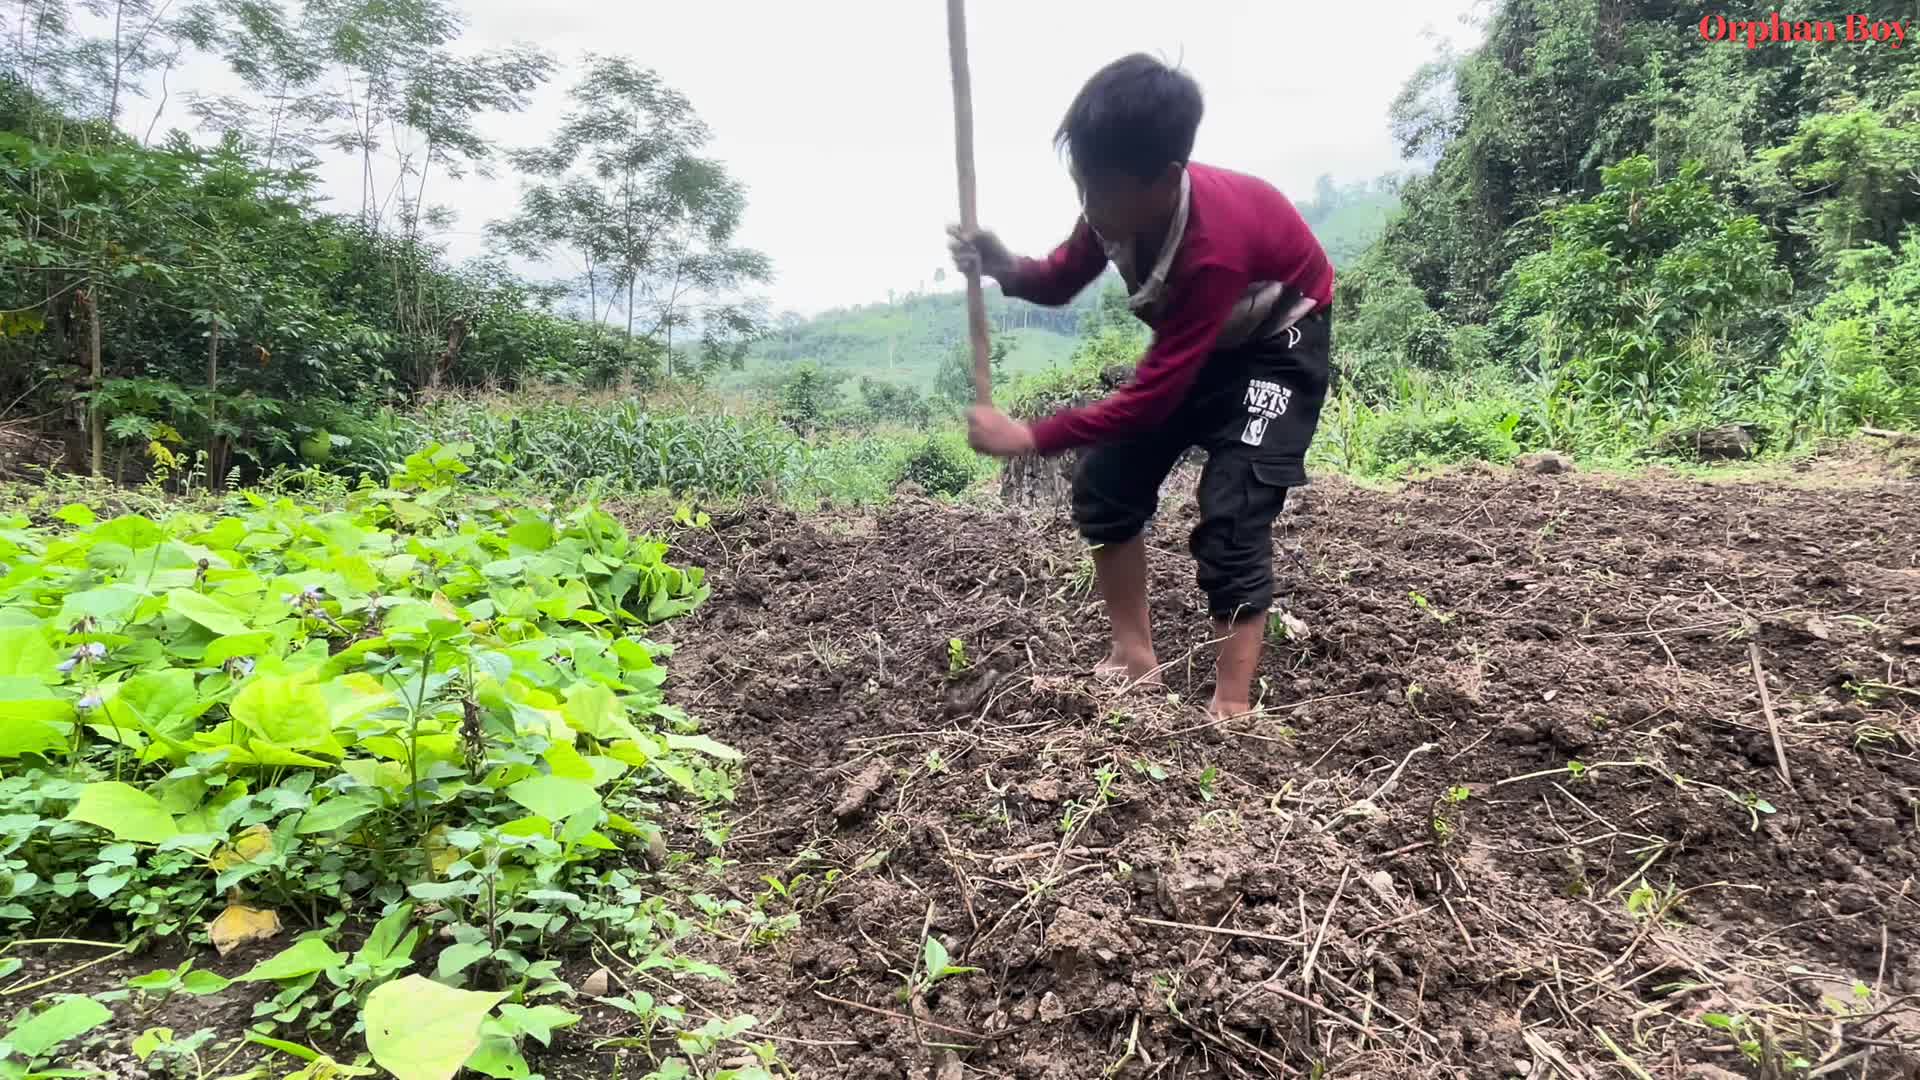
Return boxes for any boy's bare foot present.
[1205,696,1252,724]
[1095,650,1161,686]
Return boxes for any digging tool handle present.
[947,0,993,405]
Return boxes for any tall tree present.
[493,54,770,378]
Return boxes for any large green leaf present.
[435,941,492,979]
[165,589,253,637]
[0,677,68,758]
[104,669,201,742]
[0,626,56,679]
[561,682,641,741]
[5,995,112,1059]
[295,796,377,836]
[664,732,741,762]
[205,632,275,665]
[364,975,506,1080]
[230,674,343,756]
[494,1004,580,1047]
[504,776,599,822]
[67,782,179,844]
[236,937,345,982]
[58,585,145,625]
[463,1035,530,1080]
[94,515,166,549]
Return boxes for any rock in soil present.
[1515,450,1574,474]
[1657,422,1760,461]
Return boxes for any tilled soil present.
[647,456,1920,1079]
[12,455,1919,1080]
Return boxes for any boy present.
[948,53,1333,722]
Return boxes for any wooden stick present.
[1302,868,1349,992]
[945,0,993,404]
[1748,641,1793,790]
[1439,895,1475,954]
[814,990,990,1042]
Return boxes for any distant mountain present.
[739,272,1123,392]
[736,175,1400,391]
[1298,174,1404,268]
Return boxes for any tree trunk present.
[205,322,221,489]
[431,316,468,390]
[999,364,1136,507]
[87,287,103,478]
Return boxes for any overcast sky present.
[167,0,1487,316]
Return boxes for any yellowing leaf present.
[230,674,343,757]
[210,902,282,956]
[497,816,553,840]
[285,1057,379,1079]
[543,742,595,783]
[425,826,461,875]
[208,824,274,871]
[364,975,506,1080]
[342,757,410,792]
[318,672,397,726]
[604,740,651,769]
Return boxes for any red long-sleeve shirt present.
[1000,162,1334,455]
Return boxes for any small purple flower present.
[303,585,325,600]
[227,657,256,679]
[57,658,78,674]
[83,643,106,661]
[76,692,102,712]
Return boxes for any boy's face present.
[1073,162,1182,243]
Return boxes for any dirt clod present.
[832,761,889,820]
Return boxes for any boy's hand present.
[947,226,1014,282]
[967,406,1036,458]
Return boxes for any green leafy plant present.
[899,936,981,1002]
[0,454,752,1073]
[130,1027,231,1080]
[1408,591,1456,624]
[126,961,233,1010]
[1130,759,1169,783]
[0,995,112,1079]
[1196,766,1219,803]
[1727,791,1778,832]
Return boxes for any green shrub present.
[1374,402,1524,468]
[899,432,987,497]
[1772,229,1920,436]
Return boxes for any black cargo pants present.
[1069,307,1330,624]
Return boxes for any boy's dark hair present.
[1055,54,1203,182]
